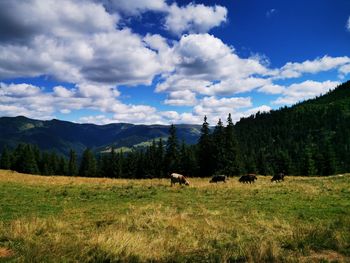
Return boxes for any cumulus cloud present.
[0,0,165,89]
[164,90,197,106]
[0,82,162,124]
[165,3,227,35]
[273,80,340,105]
[102,0,166,15]
[103,0,227,35]
[258,83,285,94]
[276,55,350,79]
[0,0,118,43]
[339,63,350,77]
[156,34,272,97]
[192,96,253,124]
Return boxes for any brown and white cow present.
[170,173,190,186]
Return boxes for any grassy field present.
[0,170,349,262]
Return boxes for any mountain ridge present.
[0,116,201,156]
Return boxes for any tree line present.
[1,80,350,177]
[0,114,241,178]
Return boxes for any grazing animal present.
[239,174,257,184]
[271,172,285,182]
[170,173,190,186]
[210,175,228,183]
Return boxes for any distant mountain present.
[0,116,201,156]
[235,80,350,175]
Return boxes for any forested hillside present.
[235,80,350,175]
[0,116,201,156]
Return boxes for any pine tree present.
[165,124,180,174]
[302,140,317,176]
[68,149,78,176]
[156,138,165,177]
[22,144,39,174]
[212,118,226,174]
[110,146,118,178]
[198,116,214,177]
[0,146,12,170]
[223,113,243,175]
[79,148,97,177]
[40,152,53,175]
[58,156,67,175]
[11,144,26,172]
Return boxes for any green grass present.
[0,170,349,262]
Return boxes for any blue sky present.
[0,0,349,125]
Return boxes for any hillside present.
[235,80,350,175]
[0,116,201,156]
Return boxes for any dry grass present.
[0,170,349,262]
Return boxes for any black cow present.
[271,172,285,182]
[209,175,228,183]
[239,174,257,184]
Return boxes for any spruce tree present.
[79,148,97,177]
[212,118,226,174]
[58,156,67,175]
[302,140,317,176]
[0,146,12,170]
[165,124,180,174]
[156,138,165,177]
[22,144,39,174]
[40,152,53,175]
[68,149,78,176]
[198,116,214,177]
[223,113,242,176]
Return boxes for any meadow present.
[0,170,349,262]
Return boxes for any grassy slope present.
[0,170,349,262]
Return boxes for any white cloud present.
[60,109,71,114]
[165,3,227,35]
[276,55,350,79]
[53,86,75,98]
[192,96,252,124]
[103,0,166,15]
[258,83,285,94]
[339,63,350,76]
[164,90,197,106]
[104,0,227,35]
[0,83,41,97]
[273,80,340,105]
[347,16,350,31]
[156,34,271,96]
[0,0,164,89]
[0,0,118,42]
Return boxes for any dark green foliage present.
[68,149,78,176]
[212,119,226,173]
[223,114,243,175]
[0,146,12,169]
[9,144,40,174]
[0,116,201,156]
[198,116,214,177]
[165,124,180,174]
[234,80,350,176]
[79,148,97,177]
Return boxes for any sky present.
[0,0,349,125]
